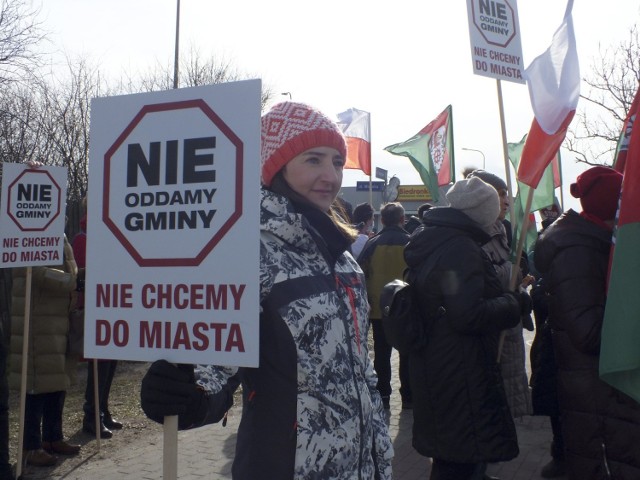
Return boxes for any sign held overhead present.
[0,163,67,267]
[466,0,525,84]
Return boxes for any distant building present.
[338,183,451,219]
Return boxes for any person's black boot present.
[541,458,566,478]
[103,412,123,430]
[82,417,113,439]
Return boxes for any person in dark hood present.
[404,202,433,234]
[534,166,640,479]
[351,202,374,258]
[404,177,525,480]
[466,169,533,420]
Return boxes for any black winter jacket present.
[403,207,520,463]
[535,210,640,479]
[529,277,560,417]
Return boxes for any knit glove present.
[140,360,207,430]
[506,290,532,317]
[518,291,533,316]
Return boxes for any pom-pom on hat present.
[570,166,622,222]
[261,102,347,187]
[446,177,500,229]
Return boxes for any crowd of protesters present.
[1,102,639,480]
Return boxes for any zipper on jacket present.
[336,275,361,354]
[335,274,365,477]
[247,390,256,402]
[601,443,612,478]
[222,410,228,427]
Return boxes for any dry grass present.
[7,331,374,474]
[8,359,245,475]
[8,360,156,469]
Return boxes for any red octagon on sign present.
[471,0,517,48]
[102,99,244,267]
[7,169,62,232]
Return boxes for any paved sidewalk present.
[19,402,559,480]
[20,333,565,479]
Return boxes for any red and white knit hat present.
[261,102,347,187]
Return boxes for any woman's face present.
[498,189,509,221]
[283,146,344,211]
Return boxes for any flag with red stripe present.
[384,105,454,201]
[517,0,579,188]
[337,108,371,176]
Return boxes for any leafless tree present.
[119,46,274,109]
[2,49,273,203]
[0,57,106,204]
[0,84,48,164]
[36,57,107,202]
[566,25,640,165]
[0,0,46,84]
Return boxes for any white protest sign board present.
[85,80,261,367]
[0,163,67,267]
[466,0,525,84]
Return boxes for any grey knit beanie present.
[446,177,500,229]
[466,169,507,192]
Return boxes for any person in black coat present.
[404,202,433,234]
[529,274,565,478]
[535,166,640,480]
[404,177,524,480]
[528,217,565,478]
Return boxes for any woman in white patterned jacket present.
[141,101,393,480]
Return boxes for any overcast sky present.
[37,0,640,211]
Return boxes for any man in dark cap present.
[405,203,434,234]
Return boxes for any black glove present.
[518,291,533,316]
[522,314,535,331]
[140,360,207,430]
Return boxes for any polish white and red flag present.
[337,108,371,176]
[517,0,579,188]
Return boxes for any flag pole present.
[173,0,180,89]
[496,80,517,227]
[93,359,101,450]
[557,153,565,210]
[16,267,32,479]
[164,1,181,478]
[368,112,373,206]
[496,78,523,363]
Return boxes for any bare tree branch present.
[0,0,46,84]
[567,24,640,165]
[117,46,274,110]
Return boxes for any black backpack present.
[379,275,422,354]
[379,251,446,355]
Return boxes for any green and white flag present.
[507,134,561,255]
[384,105,454,201]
